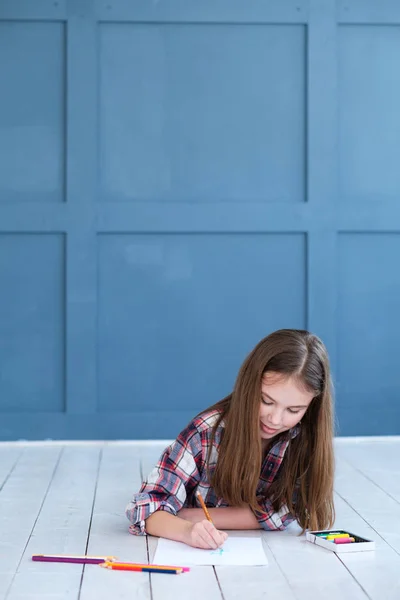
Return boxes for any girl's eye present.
[262,398,273,405]
[288,409,301,414]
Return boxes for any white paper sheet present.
[153,536,268,566]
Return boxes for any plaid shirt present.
[126,408,299,535]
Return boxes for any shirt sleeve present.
[253,497,296,530]
[125,422,203,535]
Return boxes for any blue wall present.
[1,0,400,439]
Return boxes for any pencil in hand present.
[195,490,213,524]
[195,490,228,550]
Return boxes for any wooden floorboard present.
[335,441,400,505]
[335,455,400,556]
[79,445,151,600]
[0,447,24,493]
[332,493,400,600]
[0,439,399,599]
[0,446,62,599]
[5,446,101,600]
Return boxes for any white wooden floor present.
[0,439,399,600]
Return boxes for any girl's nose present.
[268,410,282,426]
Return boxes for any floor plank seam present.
[213,566,226,600]
[77,446,104,600]
[336,555,372,599]
[340,458,400,507]
[262,537,300,599]
[146,534,154,600]
[334,490,400,557]
[4,446,65,600]
[0,447,25,493]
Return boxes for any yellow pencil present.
[196,490,213,524]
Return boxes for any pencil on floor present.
[100,561,184,574]
[32,554,117,565]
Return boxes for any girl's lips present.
[260,422,280,434]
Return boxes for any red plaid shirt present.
[126,408,299,535]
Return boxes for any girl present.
[126,329,335,549]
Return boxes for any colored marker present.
[334,537,355,544]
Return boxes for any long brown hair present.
[202,329,335,533]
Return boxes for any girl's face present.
[259,371,314,440]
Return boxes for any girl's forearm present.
[145,510,192,542]
[179,506,261,530]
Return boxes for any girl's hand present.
[184,519,228,549]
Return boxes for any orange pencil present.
[100,561,183,574]
[101,561,189,572]
[196,490,213,524]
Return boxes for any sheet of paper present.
[153,536,268,566]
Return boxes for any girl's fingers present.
[193,529,216,549]
[194,521,220,549]
[190,521,228,549]
[203,521,226,547]
[201,527,220,549]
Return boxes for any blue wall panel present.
[0,0,400,439]
[337,234,400,435]
[338,25,400,202]
[0,234,65,413]
[0,21,65,203]
[97,234,306,413]
[99,23,306,203]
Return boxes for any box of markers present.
[306,529,375,553]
